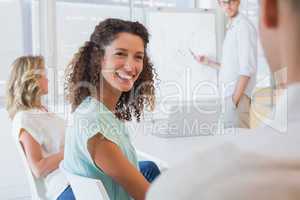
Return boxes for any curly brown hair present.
[65,18,157,122]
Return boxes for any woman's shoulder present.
[11,109,46,142]
[73,96,111,121]
[12,108,60,129]
[73,96,95,115]
[13,109,41,122]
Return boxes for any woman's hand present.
[19,129,64,178]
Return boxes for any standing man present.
[197,0,257,128]
[147,0,300,199]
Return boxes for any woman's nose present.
[124,58,135,72]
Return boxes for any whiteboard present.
[147,10,218,102]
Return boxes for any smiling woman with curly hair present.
[62,18,160,200]
[65,18,156,122]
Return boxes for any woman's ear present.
[261,0,279,28]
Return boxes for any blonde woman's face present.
[38,69,48,95]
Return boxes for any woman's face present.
[101,32,145,93]
[37,68,48,95]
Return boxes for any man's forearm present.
[232,75,250,106]
[208,59,221,70]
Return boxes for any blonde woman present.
[6,56,75,200]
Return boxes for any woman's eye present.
[135,55,144,60]
[115,52,126,57]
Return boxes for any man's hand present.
[195,55,210,65]
[194,54,221,69]
[232,95,238,108]
[232,75,251,107]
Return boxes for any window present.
[56,1,131,70]
[29,0,222,116]
[133,0,194,8]
[54,0,195,70]
[0,0,23,99]
[31,0,197,110]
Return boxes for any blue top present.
[62,96,138,200]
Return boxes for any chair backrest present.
[60,164,110,200]
[14,139,48,200]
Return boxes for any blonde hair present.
[6,55,45,119]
